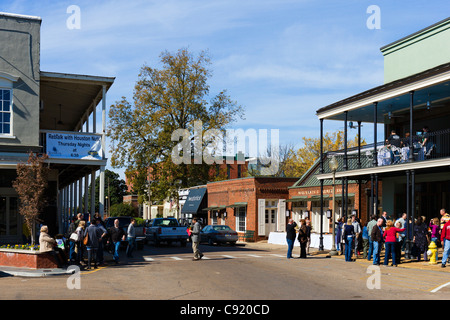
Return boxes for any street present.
[1,241,449,303]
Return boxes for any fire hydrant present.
[428,241,438,265]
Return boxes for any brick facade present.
[206,177,298,241]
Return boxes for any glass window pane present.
[9,197,18,236]
[3,112,10,123]
[0,197,6,235]
[3,123,10,134]
[3,90,10,101]
[4,101,10,112]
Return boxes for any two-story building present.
[0,12,114,243]
[314,17,450,253]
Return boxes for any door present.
[264,200,278,236]
[0,196,21,244]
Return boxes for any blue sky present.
[2,0,449,178]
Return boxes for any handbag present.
[70,232,79,242]
[83,231,89,246]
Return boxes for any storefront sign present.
[46,132,103,160]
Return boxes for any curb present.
[0,266,76,278]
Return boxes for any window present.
[0,89,12,135]
[236,206,246,232]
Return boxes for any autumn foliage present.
[12,152,50,245]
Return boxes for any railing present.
[322,129,450,174]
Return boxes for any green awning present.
[226,202,248,208]
[285,196,308,202]
[202,205,227,211]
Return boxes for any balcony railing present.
[322,128,450,174]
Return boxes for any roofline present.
[380,16,450,52]
[40,71,115,85]
[0,12,42,22]
[316,62,450,119]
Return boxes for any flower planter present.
[0,249,58,269]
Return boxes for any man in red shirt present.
[440,220,450,268]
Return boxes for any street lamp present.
[329,156,339,256]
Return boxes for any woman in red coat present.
[383,220,405,267]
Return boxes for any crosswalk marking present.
[144,257,154,261]
[143,253,289,262]
[247,254,262,258]
[171,257,183,261]
[222,255,236,259]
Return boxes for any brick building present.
[205,177,298,240]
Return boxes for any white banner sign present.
[46,132,103,160]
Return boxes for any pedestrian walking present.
[371,219,383,265]
[383,220,405,267]
[108,219,126,264]
[126,218,136,258]
[367,215,377,261]
[96,215,107,265]
[286,219,297,259]
[191,217,204,261]
[297,219,308,259]
[412,216,429,261]
[66,216,78,263]
[84,218,106,270]
[343,219,355,262]
[440,219,450,268]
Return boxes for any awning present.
[285,196,308,202]
[202,205,227,211]
[181,188,207,214]
[226,202,248,208]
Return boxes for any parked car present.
[104,216,146,251]
[200,225,238,246]
[145,217,189,247]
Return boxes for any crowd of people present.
[39,213,138,270]
[334,208,450,267]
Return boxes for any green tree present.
[108,48,244,201]
[84,169,128,213]
[109,203,137,217]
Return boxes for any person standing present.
[362,222,369,259]
[395,221,406,265]
[440,208,450,229]
[108,219,126,264]
[351,215,361,258]
[440,219,450,268]
[396,213,407,251]
[367,215,377,261]
[286,219,297,259]
[371,219,383,265]
[343,219,355,262]
[413,217,429,261]
[335,217,344,255]
[191,217,204,261]
[383,220,405,267]
[297,219,308,259]
[126,218,136,258]
[305,219,312,255]
[75,220,86,266]
[84,219,106,270]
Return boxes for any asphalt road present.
[1,241,449,304]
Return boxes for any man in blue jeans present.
[126,218,136,258]
[367,215,377,261]
[108,219,126,264]
[286,219,297,259]
[371,219,383,265]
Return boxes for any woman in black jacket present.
[297,219,308,259]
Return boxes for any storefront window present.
[0,89,12,135]
[236,206,246,232]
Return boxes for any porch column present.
[73,180,77,215]
[78,177,83,214]
[405,170,411,259]
[319,118,324,251]
[84,174,89,214]
[373,102,378,167]
[409,91,415,162]
[357,121,362,168]
[91,170,96,218]
[99,166,105,218]
[344,111,348,170]
[370,174,374,217]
